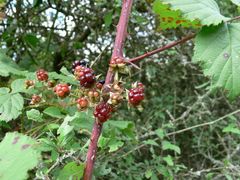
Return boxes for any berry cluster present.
[36,69,48,82]
[30,95,41,105]
[128,83,144,106]
[27,63,146,124]
[94,102,112,123]
[74,66,96,88]
[54,84,70,98]
[72,60,88,72]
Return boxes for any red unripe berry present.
[128,87,144,106]
[94,102,112,123]
[54,84,70,98]
[109,57,126,68]
[76,97,88,109]
[36,69,48,81]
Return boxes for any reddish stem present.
[105,0,133,85]
[83,122,102,180]
[83,1,133,179]
[127,33,196,63]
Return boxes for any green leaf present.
[156,165,171,177]
[70,111,95,132]
[108,139,124,152]
[225,174,233,180]
[150,173,159,180]
[223,124,240,135]
[60,66,72,76]
[26,109,43,122]
[162,141,181,154]
[58,115,75,137]
[38,138,57,152]
[98,136,110,148]
[153,0,201,30]
[49,72,78,85]
[33,0,42,7]
[11,79,26,93]
[104,11,113,27]
[231,0,240,6]
[144,139,159,146]
[163,155,174,166]
[193,23,240,98]
[23,34,39,48]
[43,107,64,118]
[98,136,124,152]
[155,128,165,139]
[161,0,230,26]
[145,169,153,179]
[0,132,41,180]
[0,52,25,77]
[58,162,84,180]
[105,120,135,138]
[0,88,9,95]
[0,92,24,122]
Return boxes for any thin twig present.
[127,33,196,63]
[118,109,240,159]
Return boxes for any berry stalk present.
[83,0,133,179]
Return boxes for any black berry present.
[72,60,88,72]
[94,102,112,123]
[74,66,95,88]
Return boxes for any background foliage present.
[1,0,240,179]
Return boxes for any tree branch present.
[127,33,196,63]
[83,1,133,179]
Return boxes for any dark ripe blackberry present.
[99,80,105,85]
[96,80,105,89]
[74,66,96,88]
[94,102,112,123]
[72,60,88,72]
